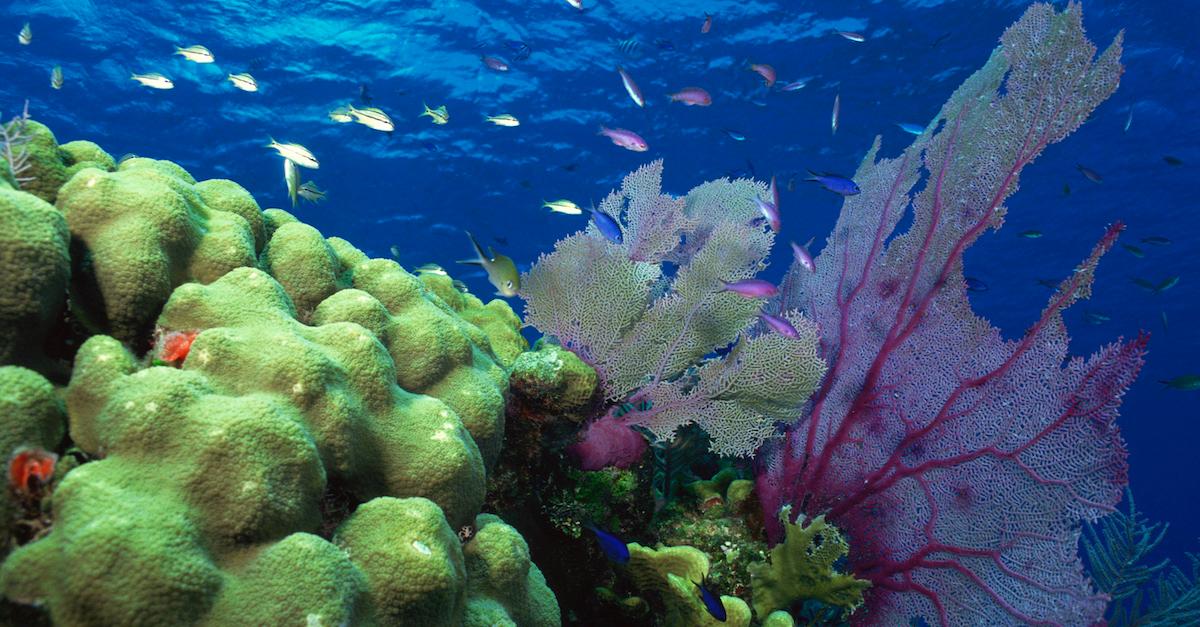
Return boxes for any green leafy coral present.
[747,507,869,622]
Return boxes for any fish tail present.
[597,125,608,135]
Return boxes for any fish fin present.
[456,259,484,266]
[464,231,488,263]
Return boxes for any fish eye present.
[505,281,514,288]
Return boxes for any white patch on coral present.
[305,614,323,627]
[241,481,257,493]
[97,353,111,362]
[124,401,135,410]
[293,381,304,395]
[86,176,97,188]
[196,348,212,365]
[144,402,158,412]
[411,540,431,555]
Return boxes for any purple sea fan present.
[522,161,827,458]
[757,3,1144,625]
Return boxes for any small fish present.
[1156,275,1179,292]
[348,104,394,132]
[51,65,63,90]
[1083,311,1111,325]
[964,276,989,292]
[701,13,713,34]
[227,73,258,92]
[653,38,675,51]
[668,87,712,106]
[754,197,780,232]
[1063,183,1071,196]
[267,139,319,169]
[1132,277,1158,292]
[831,92,841,134]
[131,72,174,89]
[329,107,353,123]
[452,279,470,293]
[1159,375,1200,391]
[481,55,509,71]
[721,279,778,299]
[175,44,215,64]
[769,175,780,209]
[543,199,583,215]
[505,40,532,61]
[837,31,866,42]
[298,181,325,203]
[586,525,630,564]
[791,240,815,273]
[566,0,584,9]
[613,399,653,417]
[761,313,800,339]
[415,263,448,276]
[1076,164,1103,184]
[806,170,860,196]
[1018,230,1043,239]
[721,128,746,142]
[615,37,640,57]
[1124,106,1133,133]
[896,122,924,135]
[779,79,808,92]
[598,126,648,152]
[485,114,520,127]
[617,66,644,108]
[749,63,776,87]
[589,208,624,244]
[283,158,299,208]
[693,580,727,622]
[420,103,449,125]
[8,448,57,494]
[18,22,31,45]
[390,245,401,259]
[457,231,520,297]
[1163,155,1183,166]
[1141,236,1170,246]
[1121,244,1144,258]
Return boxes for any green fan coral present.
[747,507,869,623]
[521,160,826,458]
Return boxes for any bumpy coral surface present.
[0,127,555,625]
[0,186,69,372]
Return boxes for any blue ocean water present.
[3,0,1197,592]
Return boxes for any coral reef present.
[522,159,826,459]
[757,3,1139,624]
[0,124,555,625]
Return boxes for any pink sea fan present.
[757,3,1141,625]
[568,414,648,471]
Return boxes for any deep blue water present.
[4,0,1198,572]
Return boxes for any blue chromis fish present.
[589,207,624,244]
[1018,230,1043,239]
[806,170,861,196]
[1076,163,1103,183]
[964,276,989,292]
[896,122,924,135]
[1141,236,1170,246]
[1121,243,1144,258]
[1159,375,1200,391]
[693,579,727,622]
[458,231,520,297]
[721,128,746,141]
[420,103,449,125]
[586,525,630,564]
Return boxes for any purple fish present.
[668,87,712,106]
[754,197,780,232]
[790,240,815,272]
[806,170,860,196]
[761,313,800,338]
[599,126,648,152]
[769,175,780,208]
[721,279,778,298]
[481,55,509,71]
[590,208,624,244]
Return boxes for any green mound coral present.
[0,186,69,373]
[508,342,599,422]
[0,367,66,558]
[747,507,869,623]
[60,163,259,343]
[0,123,558,625]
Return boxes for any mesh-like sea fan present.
[756,3,1141,625]
[1,101,34,187]
[522,161,825,457]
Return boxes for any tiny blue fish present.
[590,208,624,244]
[693,579,727,622]
[653,38,675,51]
[964,276,989,292]
[806,170,861,196]
[586,525,630,564]
[896,122,924,135]
[721,128,746,141]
